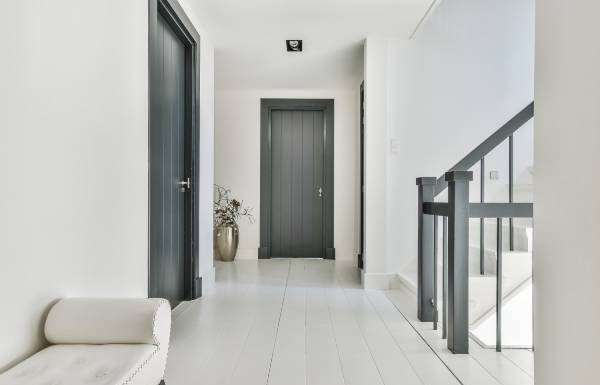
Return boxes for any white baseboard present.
[394,273,417,295]
[361,271,397,289]
[172,301,193,320]
[235,248,258,260]
[172,265,216,320]
[201,265,217,294]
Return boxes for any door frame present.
[258,99,335,259]
[148,0,201,301]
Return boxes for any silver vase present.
[215,225,239,262]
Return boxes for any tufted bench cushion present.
[0,298,171,385]
[0,345,161,385]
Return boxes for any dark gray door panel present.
[259,99,334,260]
[270,110,324,258]
[149,13,187,306]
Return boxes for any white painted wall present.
[362,0,534,286]
[214,88,360,261]
[0,0,215,371]
[362,38,392,287]
[198,39,216,287]
[180,0,217,288]
[534,1,600,383]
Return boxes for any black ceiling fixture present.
[286,40,302,52]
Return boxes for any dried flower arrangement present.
[214,184,254,227]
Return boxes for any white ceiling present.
[186,0,433,90]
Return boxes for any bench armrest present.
[44,298,171,347]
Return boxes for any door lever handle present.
[317,187,323,198]
[178,177,191,191]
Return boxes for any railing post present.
[442,216,448,339]
[446,171,473,354]
[508,135,514,251]
[416,177,436,322]
[433,215,438,330]
[496,217,503,352]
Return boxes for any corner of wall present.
[361,270,396,290]
[201,264,217,293]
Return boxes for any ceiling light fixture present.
[286,40,302,52]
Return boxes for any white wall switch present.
[390,139,400,155]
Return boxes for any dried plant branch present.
[214,184,254,227]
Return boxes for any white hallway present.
[165,259,533,385]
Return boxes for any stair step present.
[469,251,532,326]
[470,281,533,349]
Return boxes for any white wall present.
[180,0,217,288]
[362,0,534,286]
[362,38,392,287]
[215,88,360,261]
[534,1,600,383]
[198,38,216,287]
[0,0,215,371]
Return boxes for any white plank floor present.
[165,259,533,385]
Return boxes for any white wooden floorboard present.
[305,263,346,385]
[385,285,534,385]
[231,282,285,385]
[267,260,307,385]
[469,343,533,385]
[327,284,386,385]
[165,259,530,385]
[166,284,254,384]
[363,290,461,385]
[501,350,534,378]
[341,288,428,385]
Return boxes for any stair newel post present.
[446,171,473,354]
[416,177,437,322]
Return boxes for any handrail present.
[416,101,535,355]
[423,202,533,218]
[434,102,534,196]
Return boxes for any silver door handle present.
[178,177,191,190]
[317,187,323,198]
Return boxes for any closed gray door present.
[149,13,188,306]
[270,110,325,258]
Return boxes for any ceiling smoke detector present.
[286,40,302,52]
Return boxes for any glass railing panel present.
[468,161,483,276]
[512,117,534,203]
[470,161,482,203]
[483,139,510,203]
[512,117,534,251]
[435,185,448,203]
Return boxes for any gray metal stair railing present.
[416,102,534,354]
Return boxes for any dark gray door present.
[358,82,365,269]
[270,110,325,258]
[149,13,188,306]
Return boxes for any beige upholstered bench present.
[0,298,171,385]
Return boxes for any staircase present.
[415,102,534,354]
[469,221,532,313]
[469,182,533,348]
